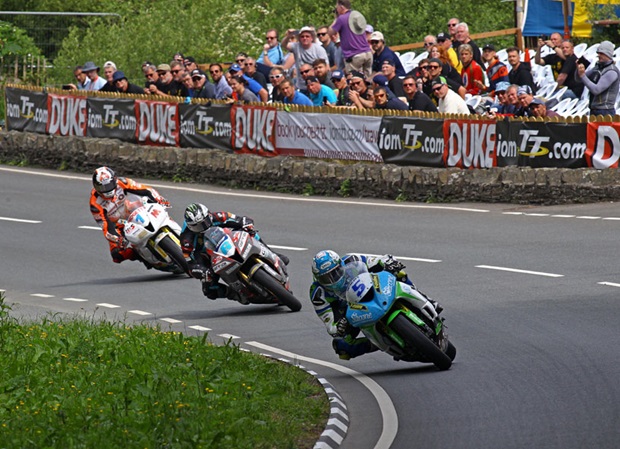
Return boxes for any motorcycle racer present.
[90,166,170,264]
[311,250,441,360]
[181,203,288,301]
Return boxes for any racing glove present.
[382,255,405,273]
[157,197,171,208]
[335,317,351,338]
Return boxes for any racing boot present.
[332,337,375,360]
[224,286,249,305]
[276,253,290,265]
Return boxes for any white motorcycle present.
[118,194,189,275]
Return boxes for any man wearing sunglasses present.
[317,26,338,70]
[209,63,232,99]
[348,70,374,109]
[268,67,286,102]
[432,77,470,114]
[257,29,286,78]
[402,75,437,112]
[370,31,405,77]
[282,26,328,91]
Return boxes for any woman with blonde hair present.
[429,44,463,88]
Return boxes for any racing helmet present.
[312,250,346,292]
[92,166,117,199]
[184,203,213,232]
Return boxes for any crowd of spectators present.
[67,2,620,117]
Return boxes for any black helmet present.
[184,203,213,232]
[92,166,117,199]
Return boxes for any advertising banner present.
[517,122,587,168]
[495,119,521,167]
[86,97,136,142]
[276,111,382,162]
[377,116,444,167]
[135,100,180,146]
[585,122,620,169]
[5,87,48,134]
[444,119,498,168]
[47,93,88,137]
[179,103,232,151]
[231,104,277,156]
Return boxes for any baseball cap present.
[112,71,127,82]
[495,81,511,92]
[437,32,449,42]
[365,24,374,34]
[229,63,242,73]
[517,85,533,96]
[482,43,496,52]
[191,69,206,78]
[373,74,389,86]
[529,97,545,106]
[381,59,395,67]
[432,76,447,87]
[331,70,345,81]
[306,76,320,84]
[349,70,365,80]
[157,63,171,72]
[370,31,384,42]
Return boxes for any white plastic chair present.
[547,86,568,101]
[573,43,587,58]
[398,51,417,73]
[410,51,429,69]
[496,49,508,64]
[536,81,557,99]
[582,43,600,62]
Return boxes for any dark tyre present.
[158,234,190,275]
[390,314,452,370]
[253,268,302,312]
[446,341,457,361]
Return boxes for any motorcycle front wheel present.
[158,235,190,276]
[252,268,302,312]
[390,314,452,370]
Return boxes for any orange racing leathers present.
[89,177,170,263]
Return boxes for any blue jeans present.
[590,108,615,116]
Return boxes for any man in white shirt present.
[432,76,470,114]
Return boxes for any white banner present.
[275,111,383,162]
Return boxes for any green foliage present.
[582,0,620,42]
[0,313,327,448]
[0,20,42,58]
[339,178,352,197]
[302,183,315,196]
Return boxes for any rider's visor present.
[316,265,344,286]
[187,215,213,233]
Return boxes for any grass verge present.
[0,293,328,448]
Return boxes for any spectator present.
[506,46,536,94]
[172,52,184,65]
[180,71,194,97]
[317,26,338,69]
[331,70,353,106]
[268,66,287,102]
[577,41,620,116]
[313,58,336,89]
[373,86,408,110]
[515,85,535,117]
[298,62,316,95]
[454,23,483,67]
[155,63,185,96]
[477,44,509,95]
[437,32,462,73]
[447,17,460,41]
[191,69,216,99]
[402,75,438,112]
[528,98,560,118]
[235,52,249,67]
[170,61,189,97]
[535,32,565,66]
[555,40,584,99]
[408,58,429,81]
[99,61,118,92]
[505,84,521,112]
[423,34,437,50]
[372,74,395,99]
[370,31,405,77]
[424,57,466,98]
[209,63,232,99]
[490,81,516,114]
[83,61,107,91]
[306,76,337,106]
[228,75,259,104]
[365,24,374,44]
[143,63,162,94]
[68,65,90,90]
[183,56,198,73]
[348,70,374,109]
[433,76,470,114]
[330,0,373,78]
[244,57,268,89]
[280,78,313,106]
[429,44,462,86]
[228,63,269,102]
[282,26,328,91]
[332,30,345,71]
[459,44,484,95]
[258,28,286,76]
[381,59,405,97]
[112,71,144,95]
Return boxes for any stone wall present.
[2,130,620,204]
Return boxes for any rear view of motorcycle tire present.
[158,235,190,276]
[391,314,452,370]
[253,268,302,312]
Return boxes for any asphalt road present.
[2,165,620,449]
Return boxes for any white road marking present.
[63,297,89,302]
[365,253,441,263]
[602,217,620,221]
[270,245,308,251]
[246,341,398,449]
[576,216,600,220]
[128,310,152,316]
[96,303,121,308]
[503,212,523,215]
[476,265,564,278]
[160,318,182,324]
[524,213,549,217]
[31,293,54,298]
[598,282,620,288]
[218,333,239,339]
[78,225,101,230]
[188,325,211,332]
[551,214,576,218]
[0,216,42,223]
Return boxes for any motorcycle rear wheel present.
[391,314,452,370]
[253,268,302,312]
[158,235,190,276]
